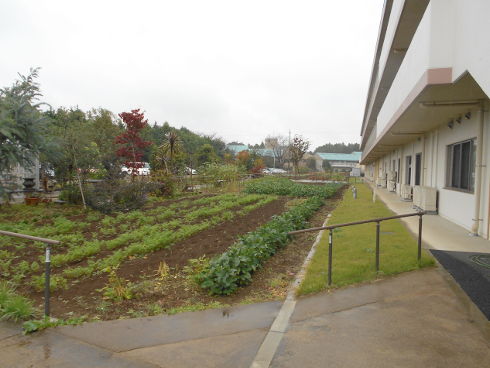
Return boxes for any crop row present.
[244,177,340,198]
[197,196,325,295]
[51,195,278,281]
[47,194,273,269]
[0,193,240,248]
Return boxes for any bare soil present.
[22,188,346,321]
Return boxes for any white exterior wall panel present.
[376,6,431,137]
[378,0,406,83]
[452,0,490,96]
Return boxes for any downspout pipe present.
[471,104,485,236]
[421,135,425,186]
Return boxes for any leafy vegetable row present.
[244,177,339,198]
[196,196,325,295]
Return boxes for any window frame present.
[405,155,412,185]
[445,138,475,193]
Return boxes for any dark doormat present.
[430,250,490,320]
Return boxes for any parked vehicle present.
[262,168,273,175]
[185,167,197,175]
[270,168,287,174]
[121,162,151,176]
[262,168,287,174]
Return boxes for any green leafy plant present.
[23,315,87,334]
[245,177,340,198]
[31,274,68,292]
[184,256,210,285]
[30,261,40,272]
[197,196,326,295]
[0,282,35,322]
[98,267,133,301]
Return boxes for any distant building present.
[225,144,249,156]
[316,152,362,172]
[253,148,275,158]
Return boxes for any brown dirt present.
[20,187,347,321]
[120,198,288,278]
[26,197,289,318]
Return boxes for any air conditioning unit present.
[413,186,422,208]
[413,186,437,213]
[387,171,397,181]
[376,178,387,188]
[387,181,396,192]
[400,184,412,201]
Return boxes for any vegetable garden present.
[0,177,343,327]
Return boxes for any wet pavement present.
[0,302,281,368]
[271,268,490,368]
[1,269,489,368]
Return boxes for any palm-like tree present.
[155,131,182,174]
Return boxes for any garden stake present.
[418,214,423,263]
[45,244,51,317]
[328,229,333,286]
[375,221,380,272]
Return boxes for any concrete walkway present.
[271,268,490,368]
[369,183,490,253]
[1,269,489,367]
[0,302,281,368]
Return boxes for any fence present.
[288,212,425,286]
[0,230,59,317]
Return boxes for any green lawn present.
[297,182,434,295]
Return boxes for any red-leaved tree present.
[115,109,152,175]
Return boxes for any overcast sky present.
[1,0,384,150]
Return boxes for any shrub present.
[196,197,324,295]
[151,171,176,197]
[85,179,158,214]
[199,163,245,187]
[59,184,83,204]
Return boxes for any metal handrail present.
[0,230,60,245]
[288,212,424,234]
[0,230,59,317]
[289,211,426,286]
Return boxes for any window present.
[405,156,412,185]
[415,153,421,186]
[397,158,400,183]
[446,139,475,192]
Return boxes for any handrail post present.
[44,244,51,318]
[328,229,333,286]
[0,230,59,319]
[375,221,380,272]
[418,214,423,263]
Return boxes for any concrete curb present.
[249,215,331,368]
